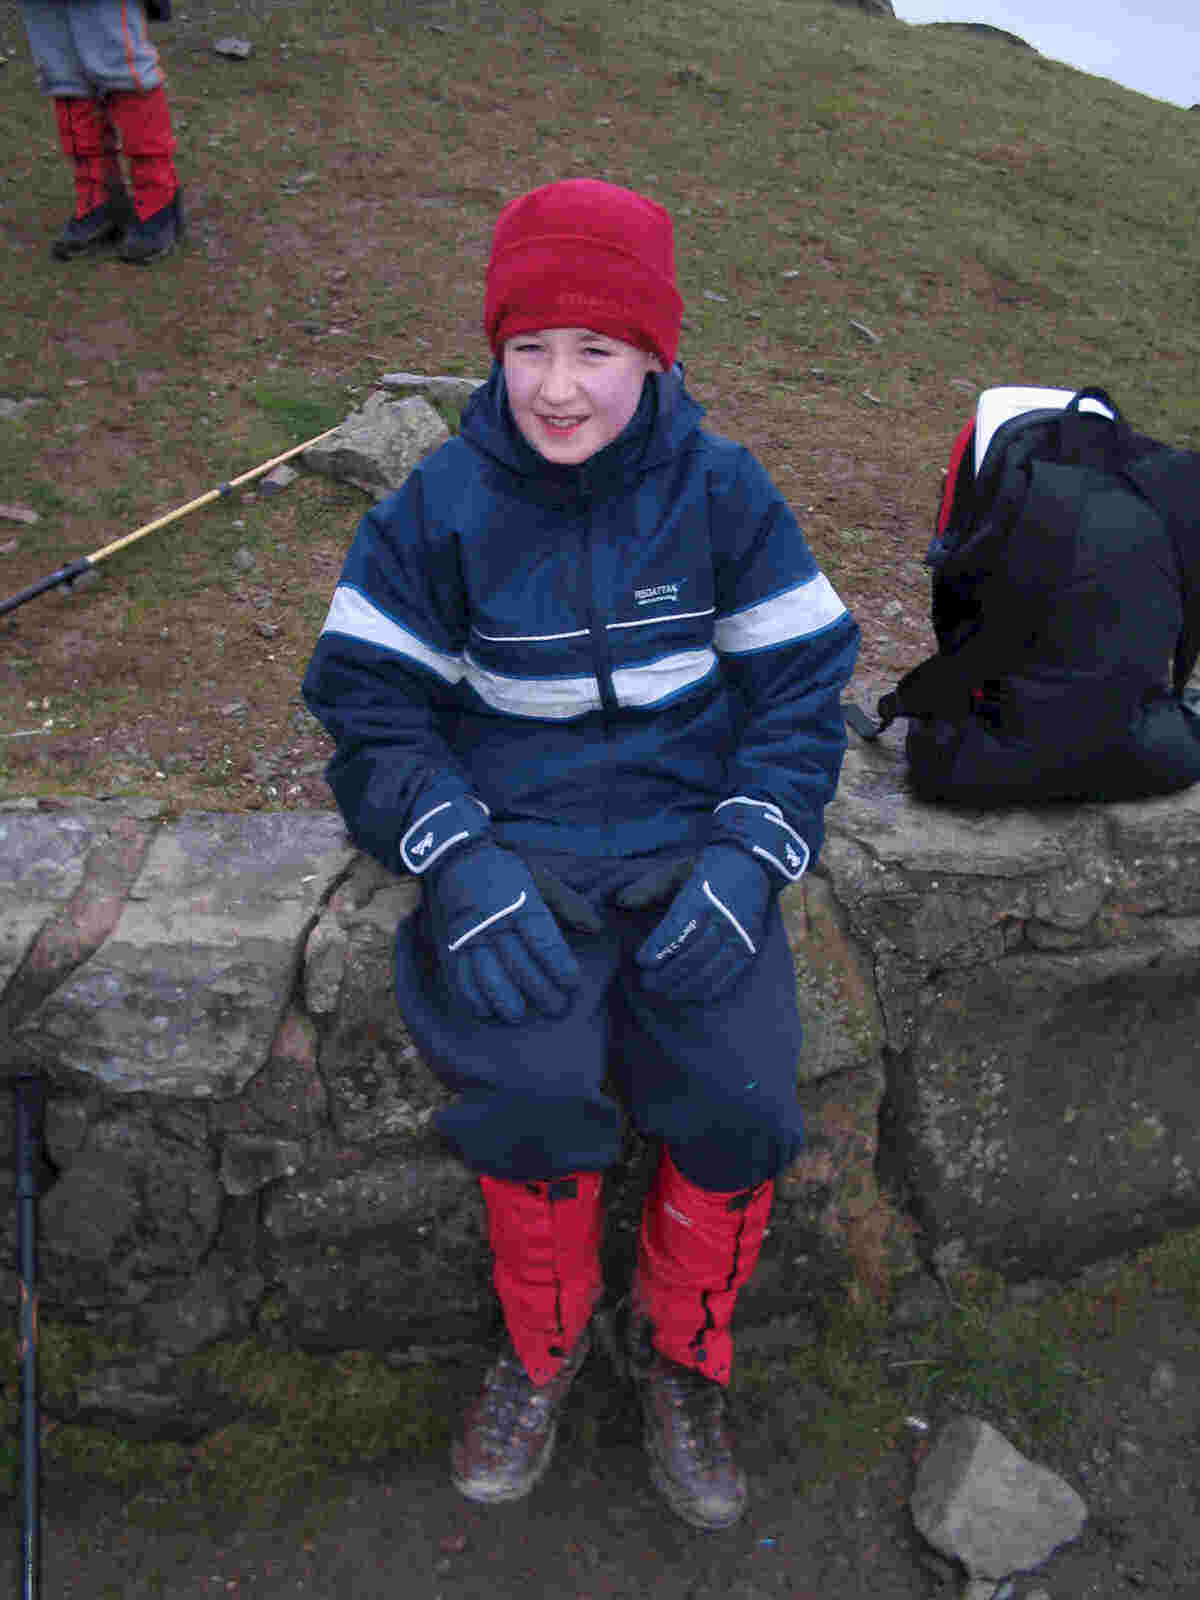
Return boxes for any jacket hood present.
[458,360,705,496]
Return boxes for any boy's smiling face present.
[502,327,661,465]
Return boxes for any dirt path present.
[7,1291,1199,1599]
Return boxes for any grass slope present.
[0,0,1197,804]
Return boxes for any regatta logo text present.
[409,832,435,857]
[635,581,683,608]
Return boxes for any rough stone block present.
[16,811,355,1097]
[900,935,1200,1278]
[259,1149,489,1351]
[302,393,450,499]
[911,1416,1087,1579]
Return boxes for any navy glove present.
[425,842,600,1024]
[617,845,772,1005]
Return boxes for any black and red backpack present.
[848,386,1200,805]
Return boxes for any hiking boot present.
[50,201,125,260]
[633,1345,748,1530]
[117,189,184,264]
[451,1326,590,1504]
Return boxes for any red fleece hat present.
[484,179,684,370]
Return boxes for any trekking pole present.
[0,426,341,621]
[13,1074,44,1600]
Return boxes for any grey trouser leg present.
[20,0,164,96]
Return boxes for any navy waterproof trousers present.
[395,851,806,1192]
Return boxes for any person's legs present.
[57,0,182,261]
[611,895,805,1527]
[21,0,128,257]
[395,896,625,1180]
[627,1150,773,1528]
[20,0,90,97]
[50,94,128,257]
[106,85,182,261]
[452,1172,604,1503]
[395,896,621,1502]
[612,895,806,1190]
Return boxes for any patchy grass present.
[1,0,1198,807]
[182,1343,455,1511]
[742,1222,1200,1480]
[1,1322,454,1516]
[3,1224,1197,1517]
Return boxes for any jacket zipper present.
[580,486,618,738]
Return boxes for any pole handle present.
[0,559,92,620]
[13,1075,44,1184]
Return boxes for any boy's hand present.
[425,843,591,1023]
[619,845,771,1005]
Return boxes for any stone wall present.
[3,728,1199,1410]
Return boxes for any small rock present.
[0,504,39,525]
[259,464,299,498]
[1149,1359,1178,1399]
[64,567,101,597]
[231,547,256,573]
[378,373,486,410]
[850,319,881,343]
[214,36,252,58]
[0,396,46,421]
[255,621,281,640]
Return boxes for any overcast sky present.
[892,2,1199,110]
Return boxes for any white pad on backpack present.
[974,387,1115,476]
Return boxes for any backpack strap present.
[1056,387,1134,473]
[1121,448,1200,693]
[936,416,977,538]
[1065,386,1121,419]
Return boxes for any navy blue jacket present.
[301,365,859,879]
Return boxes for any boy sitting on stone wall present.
[303,178,859,1529]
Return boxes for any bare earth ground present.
[3,1285,1198,1599]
